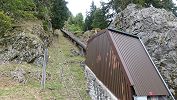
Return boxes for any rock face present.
[110,4,177,97]
[0,22,50,65]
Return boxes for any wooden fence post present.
[41,48,48,89]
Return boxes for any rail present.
[61,29,87,54]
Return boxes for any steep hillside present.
[0,0,53,65]
[0,0,90,99]
[0,30,90,100]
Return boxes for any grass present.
[0,31,90,100]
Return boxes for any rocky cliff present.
[110,4,177,97]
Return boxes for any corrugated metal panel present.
[85,30,133,100]
[110,30,169,96]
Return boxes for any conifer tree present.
[84,1,96,30]
[51,0,69,29]
[74,13,84,29]
[91,8,108,29]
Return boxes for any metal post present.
[80,46,84,56]
[41,48,48,89]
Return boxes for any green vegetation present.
[0,0,39,37]
[42,20,49,31]
[51,0,69,29]
[0,0,36,20]
[108,0,177,13]
[0,31,90,100]
[0,11,12,37]
[84,1,110,31]
[92,8,108,29]
[74,13,84,31]
[64,13,84,36]
[0,0,91,99]
[85,1,97,31]
[61,0,177,35]
[34,1,49,20]
[0,0,70,37]
[82,0,177,32]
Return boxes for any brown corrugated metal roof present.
[109,30,169,96]
[87,29,107,44]
[85,31,133,99]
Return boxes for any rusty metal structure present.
[85,29,173,100]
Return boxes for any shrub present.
[43,20,49,31]
[35,5,48,19]
[51,0,69,29]
[14,10,36,20]
[0,11,12,37]
[0,0,36,20]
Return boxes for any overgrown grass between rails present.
[47,31,90,99]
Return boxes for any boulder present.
[110,4,177,97]
[11,68,26,83]
[0,33,44,64]
[0,22,50,65]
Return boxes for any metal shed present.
[85,29,173,100]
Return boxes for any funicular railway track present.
[61,62,83,100]
[60,29,86,55]
[60,29,88,100]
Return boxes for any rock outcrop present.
[0,21,51,65]
[110,4,177,97]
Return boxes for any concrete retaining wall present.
[84,65,118,100]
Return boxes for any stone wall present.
[84,65,117,100]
